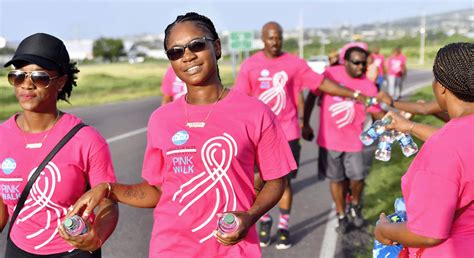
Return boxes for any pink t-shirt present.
[142,90,296,258]
[234,51,324,141]
[371,53,385,75]
[317,65,381,152]
[0,113,116,255]
[161,66,187,101]
[386,54,406,77]
[401,114,474,257]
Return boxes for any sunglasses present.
[165,37,214,61]
[349,60,367,66]
[7,70,61,88]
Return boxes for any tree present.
[93,37,125,62]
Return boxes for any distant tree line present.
[93,37,125,62]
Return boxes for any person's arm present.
[69,182,161,217]
[377,92,445,116]
[384,111,439,142]
[371,111,385,120]
[161,95,173,105]
[375,213,443,248]
[297,92,305,127]
[215,177,286,246]
[318,78,367,104]
[302,91,317,141]
[0,197,8,233]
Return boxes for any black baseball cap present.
[4,33,70,74]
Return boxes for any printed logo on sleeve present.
[172,130,190,146]
[1,158,16,175]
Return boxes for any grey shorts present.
[318,147,367,182]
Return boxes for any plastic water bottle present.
[394,131,418,157]
[375,131,395,162]
[373,198,407,258]
[63,215,89,236]
[217,213,239,234]
[360,116,392,146]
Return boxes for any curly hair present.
[59,61,80,102]
[433,42,473,102]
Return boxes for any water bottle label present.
[378,141,392,151]
[367,128,378,138]
[400,137,411,146]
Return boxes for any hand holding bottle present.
[215,211,251,246]
[384,111,414,134]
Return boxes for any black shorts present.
[318,147,367,182]
[287,139,301,179]
[5,238,102,258]
[254,139,301,179]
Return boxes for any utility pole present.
[299,11,304,58]
[320,34,326,56]
[419,12,426,65]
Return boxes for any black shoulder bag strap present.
[7,123,88,238]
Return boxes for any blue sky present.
[0,0,472,41]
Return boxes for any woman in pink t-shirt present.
[374,42,474,257]
[69,12,295,258]
[160,65,187,104]
[0,33,118,257]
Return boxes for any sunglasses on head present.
[165,37,214,61]
[349,60,367,66]
[7,70,61,88]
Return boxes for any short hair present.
[164,12,219,53]
[344,46,368,61]
[433,42,474,102]
[60,62,80,102]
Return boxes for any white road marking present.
[401,80,433,96]
[106,127,147,144]
[319,203,338,258]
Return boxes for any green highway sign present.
[229,31,253,51]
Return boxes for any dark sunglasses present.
[165,37,214,61]
[349,60,367,66]
[7,70,61,88]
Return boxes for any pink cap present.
[338,42,368,64]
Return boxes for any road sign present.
[229,31,253,51]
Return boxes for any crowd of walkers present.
[0,11,472,258]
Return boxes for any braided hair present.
[59,62,80,102]
[164,12,220,57]
[433,42,473,102]
[164,12,222,80]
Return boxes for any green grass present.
[357,86,446,257]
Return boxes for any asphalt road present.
[0,69,433,257]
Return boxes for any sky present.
[0,0,472,41]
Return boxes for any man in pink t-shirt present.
[234,21,366,249]
[386,46,407,100]
[370,46,385,90]
[160,66,187,104]
[303,46,384,234]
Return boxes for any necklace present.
[184,88,225,128]
[20,111,61,149]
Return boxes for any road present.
[0,69,432,257]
